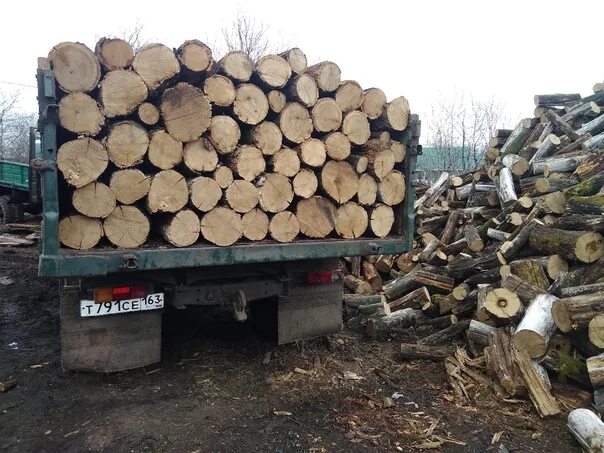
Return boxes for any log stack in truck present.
[36,38,418,371]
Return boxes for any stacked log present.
[343,81,604,419]
[49,39,412,249]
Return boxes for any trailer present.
[35,63,420,372]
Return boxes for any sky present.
[2,0,603,142]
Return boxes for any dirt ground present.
[0,246,582,452]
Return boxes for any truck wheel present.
[0,197,16,224]
[11,203,25,222]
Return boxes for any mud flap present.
[277,281,343,344]
[60,286,162,372]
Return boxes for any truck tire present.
[0,197,16,224]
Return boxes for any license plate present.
[80,293,164,318]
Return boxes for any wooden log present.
[200,207,243,246]
[413,270,455,293]
[501,273,546,304]
[395,251,418,274]
[544,109,580,141]
[106,121,149,168]
[576,113,604,136]
[367,150,395,181]
[269,211,299,243]
[552,292,604,332]
[255,55,291,89]
[241,208,269,241]
[109,169,150,205]
[513,294,557,358]
[225,180,259,213]
[439,210,461,245]
[567,409,604,451]
[487,228,510,242]
[183,138,219,173]
[72,182,116,218]
[564,173,604,198]
[267,90,286,114]
[484,288,522,319]
[324,132,351,161]
[277,102,313,144]
[278,48,307,74]
[132,43,179,90]
[103,205,150,248]
[528,224,604,264]
[175,39,213,80]
[58,215,103,250]
[383,267,419,301]
[500,218,542,260]
[589,315,604,349]
[257,173,293,213]
[98,70,148,120]
[446,252,504,280]
[247,121,282,156]
[467,320,497,347]
[532,154,588,175]
[365,308,415,338]
[397,343,453,361]
[350,256,362,277]
[209,115,241,154]
[510,259,549,290]
[560,283,604,298]
[347,154,368,174]
[513,348,560,417]
[369,204,394,238]
[216,51,253,82]
[418,238,440,262]
[335,202,368,239]
[500,118,534,156]
[161,82,211,142]
[475,284,492,322]
[95,37,134,71]
[357,299,390,316]
[203,74,236,107]
[377,170,405,206]
[342,111,370,145]
[296,196,336,238]
[502,154,529,176]
[535,176,580,194]
[292,169,318,199]
[496,167,518,207]
[304,61,341,92]
[554,134,592,155]
[415,172,449,208]
[160,209,200,247]
[567,194,604,215]
[233,83,268,126]
[213,165,234,189]
[388,287,431,311]
[419,319,471,346]
[361,88,387,120]
[229,145,266,181]
[335,80,363,113]
[343,293,383,308]
[189,176,222,213]
[372,96,410,132]
[533,192,566,214]
[583,131,604,150]
[271,147,300,177]
[484,329,525,396]
[343,275,372,294]
[48,42,101,93]
[587,353,604,388]
[463,225,484,252]
[361,260,382,290]
[137,102,160,126]
[297,138,326,167]
[147,170,188,214]
[529,134,562,168]
[59,92,104,135]
[321,161,359,204]
[375,254,395,274]
[311,98,342,133]
[534,93,580,107]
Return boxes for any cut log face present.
[298,138,326,167]
[342,111,370,145]
[267,90,286,113]
[589,315,604,349]
[287,74,318,107]
[258,173,294,213]
[59,92,104,135]
[148,130,183,170]
[255,55,291,88]
[321,161,359,204]
[242,208,269,241]
[183,138,219,173]
[513,294,558,358]
[370,204,395,238]
[200,207,243,246]
[109,169,150,205]
[377,170,406,205]
[176,40,213,75]
[189,176,222,212]
[213,165,234,189]
[278,48,307,74]
[230,145,266,181]
[311,98,343,133]
[361,88,387,120]
[292,169,318,198]
[203,75,236,107]
[160,209,200,247]
[147,170,188,214]
[233,83,269,125]
[161,83,211,142]
[296,196,336,238]
[132,43,180,90]
[269,211,299,242]
[484,288,522,319]
[271,147,300,177]
[335,202,368,238]
[209,115,241,154]
[370,150,396,180]
[250,121,282,156]
[217,51,253,82]
[357,174,378,206]
[324,132,351,161]
[225,180,259,213]
[99,70,148,118]
[335,81,363,113]
[138,102,160,126]
[57,138,108,188]
[278,102,313,144]
[103,205,150,248]
[529,224,604,264]
[48,42,101,93]
[72,182,116,218]
[391,142,406,163]
[305,61,341,92]
[95,38,134,71]
[348,154,368,174]
[106,121,150,168]
[552,292,604,332]
[374,96,410,131]
[59,215,103,249]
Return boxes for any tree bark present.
[396,343,453,361]
[513,294,557,358]
[500,118,534,156]
[501,273,546,303]
[388,286,431,311]
[509,259,550,290]
[365,308,415,338]
[528,224,604,263]
[419,319,471,346]
[567,409,604,451]
[552,292,604,332]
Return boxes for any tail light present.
[307,270,341,284]
[93,285,147,302]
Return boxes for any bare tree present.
[119,21,148,52]
[220,13,272,62]
[0,89,36,163]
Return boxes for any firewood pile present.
[343,84,604,419]
[46,39,411,249]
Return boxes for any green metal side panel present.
[36,68,420,278]
[0,160,29,191]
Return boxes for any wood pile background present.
[47,39,411,249]
[343,83,604,419]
